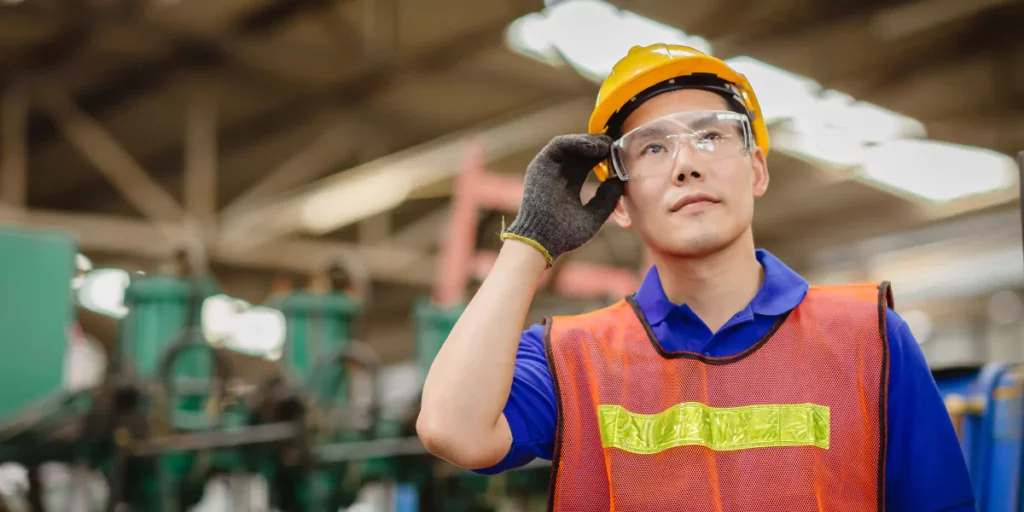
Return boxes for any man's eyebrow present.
[687,113,744,135]
[630,124,671,140]
[687,114,724,131]
[627,112,744,139]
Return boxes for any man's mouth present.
[670,192,719,212]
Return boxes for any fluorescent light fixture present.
[223,306,286,360]
[769,94,926,169]
[860,139,1017,202]
[72,253,94,291]
[804,89,926,142]
[505,13,563,67]
[724,57,821,123]
[725,57,925,139]
[771,119,867,168]
[505,0,709,82]
[75,253,93,273]
[724,57,930,170]
[201,294,286,360]
[300,170,412,234]
[201,294,247,344]
[76,268,131,319]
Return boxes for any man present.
[417,44,974,511]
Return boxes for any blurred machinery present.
[0,225,430,511]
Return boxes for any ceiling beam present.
[198,11,540,158]
[711,0,893,64]
[1,83,28,209]
[869,0,1017,41]
[0,19,92,76]
[387,206,451,250]
[357,212,392,244]
[360,0,399,63]
[926,117,1024,155]
[762,188,1019,269]
[803,208,1023,305]
[0,208,433,285]
[7,0,347,177]
[0,209,638,297]
[222,116,364,213]
[34,82,183,222]
[852,2,1024,99]
[217,97,593,248]
[811,208,1021,271]
[184,88,218,228]
[707,0,1017,103]
[44,7,541,210]
[35,0,523,154]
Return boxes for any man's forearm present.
[417,240,548,467]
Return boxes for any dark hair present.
[605,73,750,139]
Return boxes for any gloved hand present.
[501,134,625,266]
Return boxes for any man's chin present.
[650,234,731,259]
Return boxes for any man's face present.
[610,89,769,258]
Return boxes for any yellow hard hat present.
[589,43,770,181]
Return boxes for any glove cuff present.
[501,213,556,266]
[500,232,553,267]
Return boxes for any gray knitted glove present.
[501,134,625,266]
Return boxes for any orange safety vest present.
[544,282,893,511]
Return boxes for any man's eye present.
[641,143,667,155]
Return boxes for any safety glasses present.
[609,110,754,181]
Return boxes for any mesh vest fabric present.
[544,282,891,511]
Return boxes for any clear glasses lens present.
[610,110,753,180]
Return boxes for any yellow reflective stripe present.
[597,402,830,454]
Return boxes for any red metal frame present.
[432,138,642,307]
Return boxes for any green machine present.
[0,226,78,423]
[98,261,429,512]
[118,272,223,430]
[111,270,231,512]
[0,225,83,482]
[0,227,280,511]
[270,287,362,409]
[265,269,421,511]
[264,284,365,511]
[105,266,394,512]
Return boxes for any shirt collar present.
[633,249,809,325]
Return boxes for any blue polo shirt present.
[476,249,975,512]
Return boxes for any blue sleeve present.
[885,309,976,511]
[472,323,558,475]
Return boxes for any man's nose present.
[671,151,704,185]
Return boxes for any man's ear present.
[610,195,632,229]
[751,147,769,198]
